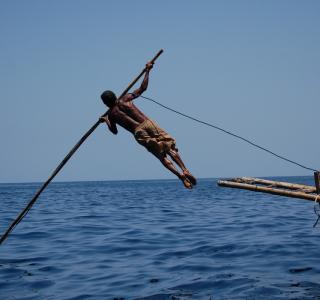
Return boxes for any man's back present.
[108,95,149,134]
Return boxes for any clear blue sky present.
[1,1,319,183]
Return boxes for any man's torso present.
[108,97,149,133]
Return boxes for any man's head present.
[101,90,117,107]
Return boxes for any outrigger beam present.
[217,177,319,202]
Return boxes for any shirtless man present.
[99,62,196,189]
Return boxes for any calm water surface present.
[0,177,319,299]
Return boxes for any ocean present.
[0,177,319,299]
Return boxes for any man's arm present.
[123,62,154,102]
[99,114,118,135]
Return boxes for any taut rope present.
[141,95,318,173]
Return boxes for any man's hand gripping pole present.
[101,49,163,118]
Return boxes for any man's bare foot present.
[183,170,197,186]
[180,175,193,189]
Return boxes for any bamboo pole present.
[314,172,320,194]
[237,177,316,192]
[0,49,164,245]
[217,180,317,201]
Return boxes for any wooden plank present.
[236,177,316,192]
[217,180,317,201]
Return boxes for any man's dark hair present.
[101,90,117,107]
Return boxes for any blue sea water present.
[0,177,319,299]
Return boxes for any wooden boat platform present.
[217,177,320,202]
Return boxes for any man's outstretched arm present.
[124,62,153,101]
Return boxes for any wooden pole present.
[237,177,316,192]
[217,180,317,201]
[314,172,320,194]
[0,49,164,245]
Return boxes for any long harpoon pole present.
[0,49,164,245]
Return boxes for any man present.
[99,62,196,189]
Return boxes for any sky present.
[0,0,319,183]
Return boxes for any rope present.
[141,95,318,173]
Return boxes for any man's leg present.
[168,149,187,171]
[168,149,197,185]
[159,155,193,189]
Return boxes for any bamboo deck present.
[217,177,319,202]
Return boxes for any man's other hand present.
[146,62,154,70]
[99,116,107,123]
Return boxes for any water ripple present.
[0,178,319,299]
